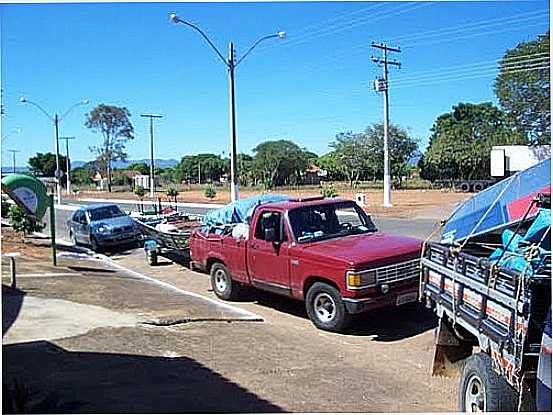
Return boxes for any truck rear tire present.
[210,263,242,301]
[305,282,350,332]
[458,352,517,412]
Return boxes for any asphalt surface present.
[47,200,439,243]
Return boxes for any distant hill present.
[71,158,179,169]
[1,166,29,174]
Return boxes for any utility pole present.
[6,149,20,173]
[59,137,76,194]
[228,42,239,202]
[140,114,163,198]
[198,161,201,185]
[371,42,401,208]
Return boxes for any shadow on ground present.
[2,285,26,336]
[2,340,284,414]
[251,290,437,341]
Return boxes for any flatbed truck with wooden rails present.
[421,193,551,411]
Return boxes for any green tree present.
[495,32,550,144]
[71,161,95,186]
[330,132,372,187]
[419,102,525,181]
[316,152,346,181]
[251,140,309,188]
[361,123,419,188]
[127,162,150,175]
[85,104,134,192]
[174,154,225,184]
[28,152,68,184]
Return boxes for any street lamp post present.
[20,97,89,204]
[6,149,20,173]
[59,136,76,194]
[170,13,285,202]
[140,114,163,199]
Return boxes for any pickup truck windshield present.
[288,201,377,243]
[88,205,126,221]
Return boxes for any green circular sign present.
[1,174,49,220]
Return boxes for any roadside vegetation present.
[22,32,549,195]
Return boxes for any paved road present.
[47,200,439,243]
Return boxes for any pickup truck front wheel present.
[210,263,242,301]
[305,282,350,332]
[459,352,517,412]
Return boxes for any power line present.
[256,1,429,55]
[393,54,550,85]
[392,52,550,82]
[392,65,550,90]
[388,8,548,44]
[402,21,548,49]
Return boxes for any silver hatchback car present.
[68,204,140,251]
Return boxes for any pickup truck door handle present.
[250,243,258,250]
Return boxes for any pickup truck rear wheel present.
[305,282,350,332]
[210,263,241,301]
[458,352,517,412]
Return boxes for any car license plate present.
[396,292,418,306]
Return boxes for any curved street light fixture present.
[20,96,89,204]
[170,13,285,202]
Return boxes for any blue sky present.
[1,1,550,168]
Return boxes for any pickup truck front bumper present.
[342,284,419,314]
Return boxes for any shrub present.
[7,205,44,235]
[134,185,146,199]
[320,183,338,198]
[204,185,217,200]
[1,198,12,218]
[166,187,178,199]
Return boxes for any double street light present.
[20,97,89,204]
[170,13,285,202]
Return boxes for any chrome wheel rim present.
[465,374,485,412]
[314,293,336,323]
[214,269,228,293]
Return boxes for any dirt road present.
[2,229,457,412]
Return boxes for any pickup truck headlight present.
[346,270,376,290]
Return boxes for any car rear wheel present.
[458,353,517,412]
[305,282,350,332]
[210,263,242,301]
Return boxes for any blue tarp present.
[489,208,551,275]
[441,158,551,244]
[202,194,290,227]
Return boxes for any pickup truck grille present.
[375,258,421,284]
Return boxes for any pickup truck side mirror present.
[264,227,279,242]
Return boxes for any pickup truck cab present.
[190,197,422,332]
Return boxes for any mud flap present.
[432,318,473,377]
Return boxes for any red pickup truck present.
[190,197,422,332]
